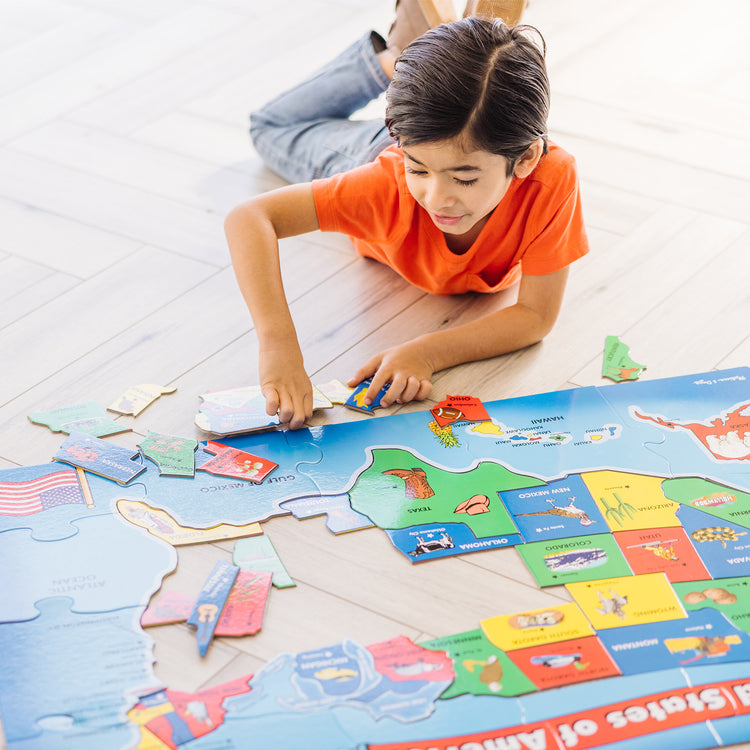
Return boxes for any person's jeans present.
[250,32,395,183]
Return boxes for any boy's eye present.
[454,177,478,187]
[406,166,427,176]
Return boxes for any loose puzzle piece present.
[54,431,146,484]
[566,572,685,630]
[195,385,280,436]
[421,628,537,698]
[279,493,375,534]
[345,378,391,413]
[602,335,646,382]
[481,602,594,652]
[117,498,262,546]
[233,535,295,588]
[311,384,334,410]
[141,590,195,627]
[315,379,355,404]
[108,384,177,416]
[214,568,273,637]
[28,400,129,437]
[518,533,632,587]
[0,597,160,744]
[196,441,278,483]
[138,431,197,477]
[430,395,491,427]
[187,560,239,656]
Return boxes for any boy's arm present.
[224,183,320,429]
[350,266,570,406]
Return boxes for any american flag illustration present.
[0,469,86,516]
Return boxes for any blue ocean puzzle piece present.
[0,463,111,542]
[0,597,159,743]
[279,493,374,534]
[0,513,176,623]
[117,430,323,529]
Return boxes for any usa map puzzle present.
[2,368,750,749]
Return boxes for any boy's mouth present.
[431,213,464,227]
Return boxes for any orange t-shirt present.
[312,142,589,296]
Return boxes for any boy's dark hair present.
[385,16,550,176]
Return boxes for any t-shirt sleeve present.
[519,156,590,276]
[311,151,403,242]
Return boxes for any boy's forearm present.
[419,301,556,373]
[225,204,297,345]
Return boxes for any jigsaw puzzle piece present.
[54,431,146,484]
[28,400,130,437]
[138,431,197,477]
[117,498,262,546]
[279,493,375,534]
[0,513,176,622]
[108,384,176,416]
[195,385,280,436]
[233,535,295,588]
[128,677,252,749]
[0,597,160,744]
[0,463,114,542]
[602,335,646,382]
[187,560,239,656]
[461,384,636,479]
[197,441,278,483]
[596,366,750,479]
[345,378,391,413]
[214,569,273,637]
[130,430,323,529]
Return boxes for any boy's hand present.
[260,344,313,430]
[348,342,434,408]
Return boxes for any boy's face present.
[401,137,514,238]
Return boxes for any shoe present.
[387,0,458,54]
[463,0,527,26]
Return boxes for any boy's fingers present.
[263,387,281,418]
[399,376,422,404]
[416,379,433,401]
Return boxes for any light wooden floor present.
[1,0,749,747]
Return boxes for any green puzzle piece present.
[602,335,646,382]
[28,401,129,438]
[423,628,536,698]
[138,431,198,477]
[348,447,534,537]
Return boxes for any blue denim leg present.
[250,32,395,182]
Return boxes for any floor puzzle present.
[3,367,750,749]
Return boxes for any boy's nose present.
[425,181,455,211]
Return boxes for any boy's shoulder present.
[529,141,579,190]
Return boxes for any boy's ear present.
[512,139,545,178]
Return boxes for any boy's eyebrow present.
[403,149,481,173]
